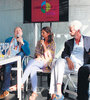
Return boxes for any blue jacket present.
[61,36,90,65]
[5,37,30,70]
[5,37,30,56]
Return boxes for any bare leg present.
[29,92,38,100]
[57,83,62,97]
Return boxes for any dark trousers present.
[77,66,90,100]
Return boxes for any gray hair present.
[14,26,22,32]
[69,20,82,31]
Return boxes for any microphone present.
[17,34,19,45]
[41,37,44,47]
[17,34,19,38]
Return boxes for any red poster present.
[31,0,59,22]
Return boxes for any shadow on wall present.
[82,24,90,36]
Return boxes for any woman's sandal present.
[51,94,56,100]
[9,84,24,91]
[9,85,17,91]
[52,95,64,100]
[29,92,38,100]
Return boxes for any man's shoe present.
[0,90,9,99]
[53,95,64,100]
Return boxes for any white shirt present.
[70,36,84,70]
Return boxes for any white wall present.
[0,0,23,40]
[0,0,35,56]
[52,0,90,58]
[69,0,90,36]
[0,0,90,57]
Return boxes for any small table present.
[0,56,22,100]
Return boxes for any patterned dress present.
[35,40,55,68]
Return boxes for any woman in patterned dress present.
[10,26,55,100]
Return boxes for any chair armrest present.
[22,55,34,66]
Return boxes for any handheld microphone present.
[41,37,44,47]
[17,34,19,38]
[41,37,44,40]
[17,34,19,45]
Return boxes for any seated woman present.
[10,26,55,100]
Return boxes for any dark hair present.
[41,26,54,43]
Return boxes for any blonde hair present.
[69,20,82,31]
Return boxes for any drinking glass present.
[4,43,10,58]
[0,43,4,59]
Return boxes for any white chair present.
[22,55,34,91]
[63,72,77,97]
[63,70,90,98]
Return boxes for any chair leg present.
[63,77,69,94]
[25,78,29,92]
[63,74,77,97]
[67,74,77,90]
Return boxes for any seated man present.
[49,20,90,100]
[77,66,90,100]
[0,27,30,99]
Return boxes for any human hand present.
[7,49,10,55]
[40,40,45,46]
[66,57,74,70]
[17,37,24,45]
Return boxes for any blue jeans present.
[2,52,25,91]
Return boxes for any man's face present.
[14,27,23,38]
[69,25,77,38]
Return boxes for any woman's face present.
[41,30,50,39]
